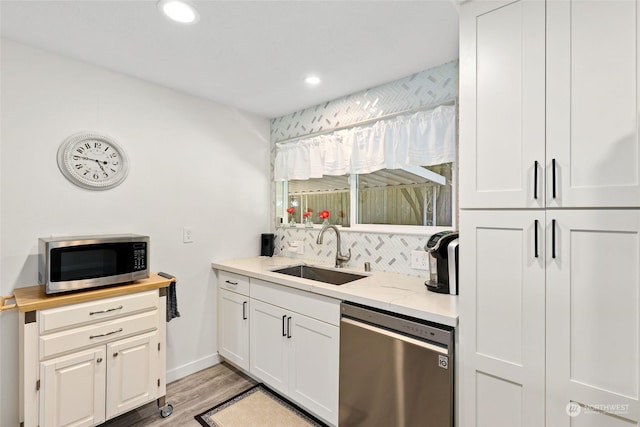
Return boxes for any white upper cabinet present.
[460,0,545,209]
[462,0,640,209]
[547,0,640,207]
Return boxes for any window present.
[276,162,454,229]
[274,105,456,231]
[357,164,453,226]
[286,175,351,226]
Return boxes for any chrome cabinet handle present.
[287,317,292,339]
[225,280,238,286]
[534,161,539,199]
[242,301,247,320]
[89,305,123,315]
[89,328,123,339]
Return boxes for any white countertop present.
[211,256,458,327]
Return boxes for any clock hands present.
[75,155,108,165]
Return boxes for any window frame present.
[277,163,457,235]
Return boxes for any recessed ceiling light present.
[305,76,321,86]
[158,0,200,24]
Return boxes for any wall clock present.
[57,132,129,190]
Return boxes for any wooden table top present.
[12,273,173,312]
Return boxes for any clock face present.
[57,132,129,190]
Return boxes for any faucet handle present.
[338,248,351,263]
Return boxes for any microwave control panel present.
[133,243,147,271]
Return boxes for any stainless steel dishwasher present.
[339,302,454,427]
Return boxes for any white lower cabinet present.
[217,271,340,426]
[217,289,250,371]
[105,331,159,419]
[20,288,167,427]
[287,312,339,421]
[40,347,107,427]
[39,331,159,427]
[546,210,640,426]
[250,299,289,394]
[249,298,339,426]
[459,210,545,427]
[460,209,640,426]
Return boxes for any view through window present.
[278,162,453,228]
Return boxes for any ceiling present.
[0,0,460,119]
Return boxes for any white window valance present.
[274,105,456,181]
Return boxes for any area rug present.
[194,383,327,427]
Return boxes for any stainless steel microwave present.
[38,234,149,294]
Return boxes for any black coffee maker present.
[424,231,459,294]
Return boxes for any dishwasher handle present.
[341,317,449,356]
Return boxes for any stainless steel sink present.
[272,265,366,285]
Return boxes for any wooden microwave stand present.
[12,273,173,427]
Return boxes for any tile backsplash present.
[274,227,432,278]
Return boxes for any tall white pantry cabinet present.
[459,1,640,426]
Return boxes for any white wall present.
[0,39,271,426]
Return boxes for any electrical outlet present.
[286,240,305,254]
[411,250,430,270]
[183,226,194,243]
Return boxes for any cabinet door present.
[459,0,545,208]
[249,299,288,395]
[546,210,640,426]
[288,314,339,426]
[40,347,106,427]
[459,210,545,427]
[547,0,640,207]
[218,289,250,370]
[105,331,159,419]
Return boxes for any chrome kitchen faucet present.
[316,224,351,268]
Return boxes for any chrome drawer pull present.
[89,305,123,315]
[89,328,123,339]
[225,280,238,285]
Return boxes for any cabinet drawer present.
[39,291,158,334]
[40,310,158,359]
[218,271,250,295]
[251,279,340,326]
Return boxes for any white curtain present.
[274,105,456,181]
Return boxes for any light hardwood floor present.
[102,362,256,427]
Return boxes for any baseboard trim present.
[166,353,221,383]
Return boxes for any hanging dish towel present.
[158,272,181,322]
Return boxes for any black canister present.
[260,233,275,257]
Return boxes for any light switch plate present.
[411,250,430,270]
[183,226,194,243]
